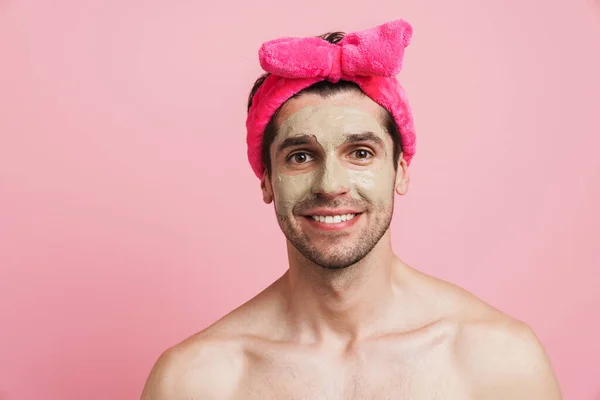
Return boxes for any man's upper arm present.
[457,319,562,400]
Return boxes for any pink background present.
[1,0,599,399]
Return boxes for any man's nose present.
[312,158,351,198]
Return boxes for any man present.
[141,20,562,399]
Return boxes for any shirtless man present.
[141,20,562,399]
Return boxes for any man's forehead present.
[277,91,385,125]
[275,95,387,141]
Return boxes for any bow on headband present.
[258,19,413,83]
[246,19,417,179]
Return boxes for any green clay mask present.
[270,103,396,216]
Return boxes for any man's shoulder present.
[429,274,550,372]
[410,269,561,398]
[435,281,562,400]
[140,329,246,400]
[140,288,281,400]
[454,312,544,364]
[453,314,561,398]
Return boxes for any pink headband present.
[246,19,416,178]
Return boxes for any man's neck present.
[281,231,401,348]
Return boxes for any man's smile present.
[299,212,363,232]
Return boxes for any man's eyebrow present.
[343,132,385,148]
[277,134,317,152]
[276,132,385,153]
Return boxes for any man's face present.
[261,90,409,269]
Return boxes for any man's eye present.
[352,149,373,159]
[288,152,313,164]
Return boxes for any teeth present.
[311,214,356,224]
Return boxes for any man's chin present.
[310,254,365,270]
[295,242,367,270]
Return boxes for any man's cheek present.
[275,174,314,212]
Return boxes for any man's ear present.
[395,154,410,196]
[261,170,274,204]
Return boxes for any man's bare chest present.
[233,338,471,399]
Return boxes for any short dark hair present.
[246,32,403,177]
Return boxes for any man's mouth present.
[301,212,362,231]
[309,213,358,224]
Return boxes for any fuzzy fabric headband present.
[246,19,416,178]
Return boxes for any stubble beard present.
[276,201,394,270]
